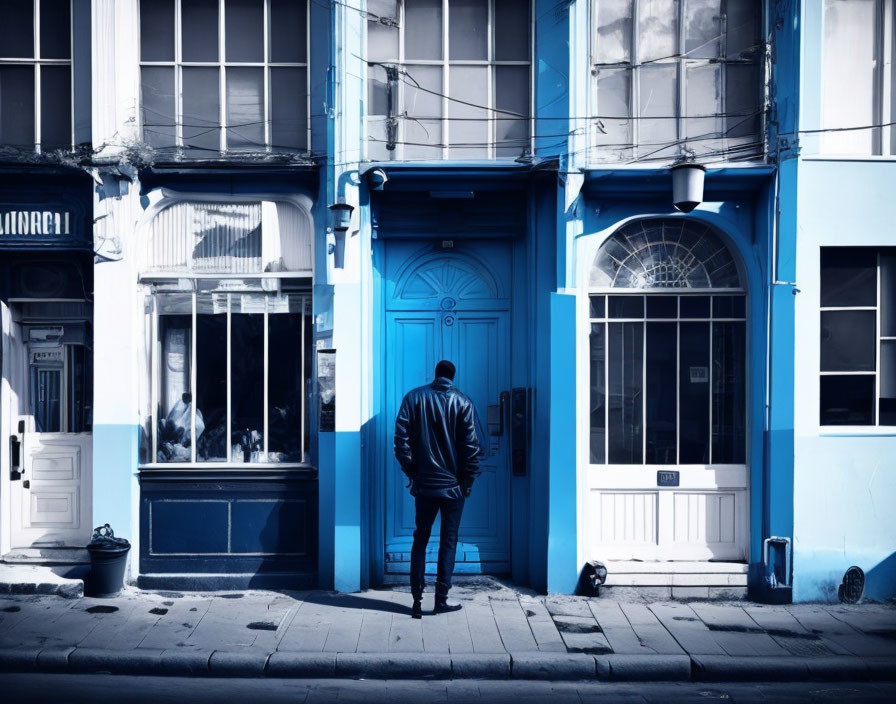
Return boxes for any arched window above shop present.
[590,219,741,290]
[142,200,312,276]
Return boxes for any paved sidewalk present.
[1,577,895,681]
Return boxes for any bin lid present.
[86,523,130,551]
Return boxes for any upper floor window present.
[366,0,531,160]
[139,0,309,154]
[821,0,896,155]
[0,0,73,152]
[590,0,763,163]
[820,248,896,426]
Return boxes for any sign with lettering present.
[0,199,88,249]
[657,470,680,487]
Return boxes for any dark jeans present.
[410,493,465,600]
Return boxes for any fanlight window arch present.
[587,218,746,467]
[590,219,741,290]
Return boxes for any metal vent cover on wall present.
[838,566,865,604]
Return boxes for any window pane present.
[226,0,264,62]
[592,67,632,161]
[141,0,174,61]
[590,295,606,318]
[646,295,677,318]
[31,368,62,432]
[646,322,676,464]
[140,66,175,149]
[882,254,896,337]
[271,67,306,151]
[270,0,307,62]
[881,340,896,425]
[449,0,487,60]
[40,0,71,59]
[638,0,679,62]
[231,311,264,462]
[368,20,399,62]
[405,65,443,159]
[820,310,876,372]
[820,247,877,307]
[0,0,34,58]
[495,0,529,61]
[685,0,720,59]
[713,295,745,318]
[638,64,678,155]
[405,0,442,60]
[679,321,710,463]
[268,312,305,462]
[182,0,219,62]
[685,61,722,147]
[495,65,529,157]
[448,65,488,158]
[0,66,35,148]
[608,321,643,464]
[680,296,710,318]
[820,374,874,425]
[590,323,606,463]
[725,0,760,60]
[821,0,877,153]
[725,63,761,139]
[594,0,632,64]
[40,65,71,150]
[609,295,644,318]
[712,321,745,463]
[226,67,265,149]
[196,298,227,462]
[158,314,193,463]
[67,345,92,433]
[182,67,220,152]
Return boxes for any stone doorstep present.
[602,561,748,588]
[0,564,83,598]
[1,647,894,682]
[2,548,91,566]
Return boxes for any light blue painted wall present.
[791,160,896,602]
[92,424,138,543]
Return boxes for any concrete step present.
[602,561,746,587]
[0,563,83,598]
[3,547,90,565]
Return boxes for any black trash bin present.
[85,524,131,598]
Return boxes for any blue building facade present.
[1,0,892,603]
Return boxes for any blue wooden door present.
[384,242,512,574]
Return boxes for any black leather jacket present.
[394,377,483,497]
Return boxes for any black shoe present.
[433,598,462,615]
[411,599,422,619]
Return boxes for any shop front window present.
[154,292,312,464]
[588,219,746,465]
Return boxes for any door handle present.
[9,435,21,480]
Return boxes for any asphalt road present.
[2,674,896,704]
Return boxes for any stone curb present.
[596,654,691,681]
[0,579,83,599]
[1,646,895,681]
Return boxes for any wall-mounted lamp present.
[328,202,354,269]
[671,162,706,213]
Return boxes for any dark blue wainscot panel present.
[138,470,318,590]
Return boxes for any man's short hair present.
[435,360,456,380]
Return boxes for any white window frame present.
[0,0,74,152]
[586,291,748,469]
[367,0,534,160]
[820,0,895,156]
[588,0,765,164]
[819,249,896,427]
[137,0,311,153]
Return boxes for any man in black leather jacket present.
[394,359,482,617]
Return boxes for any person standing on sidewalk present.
[394,360,483,618]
